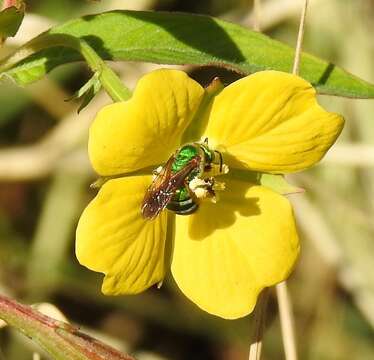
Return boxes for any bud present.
[1,1,25,11]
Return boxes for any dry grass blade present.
[276,2,310,360]
[292,0,309,75]
[249,290,269,360]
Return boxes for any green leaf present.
[1,10,374,98]
[260,174,304,195]
[66,71,102,112]
[0,5,24,38]
[230,169,303,195]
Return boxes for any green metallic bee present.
[141,142,223,220]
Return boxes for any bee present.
[141,142,222,220]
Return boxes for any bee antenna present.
[204,137,208,144]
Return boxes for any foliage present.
[1,11,374,98]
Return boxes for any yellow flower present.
[76,69,344,319]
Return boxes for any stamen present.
[212,181,226,191]
[189,178,210,199]
[188,177,226,204]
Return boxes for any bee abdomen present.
[166,197,198,215]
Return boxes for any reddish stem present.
[0,294,135,360]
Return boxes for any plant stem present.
[0,294,135,360]
[79,40,132,102]
[276,2,309,359]
[243,49,269,349]
[253,0,261,31]
[249,289,269,360]
[292,0,309,75]
[276,282,298,360]
[0,33,132,102]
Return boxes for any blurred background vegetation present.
[0,0,373,359]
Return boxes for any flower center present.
[141,140,228,220]
[167,142,229,213]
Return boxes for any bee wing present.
[141,155,176,220]
[141,156,201,220]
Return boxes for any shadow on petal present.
[172,179,299,319]
[186,179,261,240]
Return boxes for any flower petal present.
[204,71,344,173]
[89,69,205,176]
[171,178,299,319]
[76,176,169,295]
